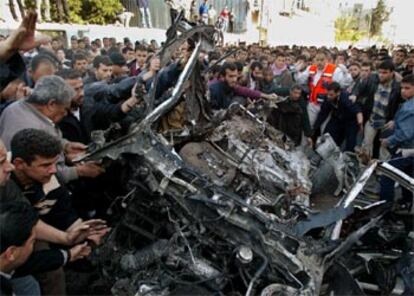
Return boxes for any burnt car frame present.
[77,15,414,296]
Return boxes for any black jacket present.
[356,75,402,122]
[0,274,13,296]
[268,98,311,146]
[348,76,362,96]
[353,74,376,119]
[0,179,28,204]
[83,73,99,85]
[0,181,67,286]
[58,112,89,144]
[11,175,79,231]
[14,249,67,277]
[154,62,182,100]
[81,78,135,135]
[0,53,26,93]
[260,80,290,96]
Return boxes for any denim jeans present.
[139,7,152,28]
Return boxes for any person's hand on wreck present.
[64,141,88,161]
[87,226,112,246]
[76,161,105,178]
[69,242,92,262]
[121,82,143,113]
[65,219,109,245]
[64,143,105,179]
[261,93,279,100]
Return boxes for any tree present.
[67,0,84,24]
[335,16,365,43]
[80,0,123,24]
[367,0,390,37]
[25,0,123,25]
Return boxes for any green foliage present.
[67,0,84,24]
[25,0,123,24]
[367,0,390,37]
[24,0,35,10]
[80,0,123,24]
[334,16,366,43]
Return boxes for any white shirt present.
[295,64,353,89]
[209,8,217,19]
[72,109,81,121]
[250,79,257,90]
[0,271,13,280]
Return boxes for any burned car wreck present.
[77,16,414,296]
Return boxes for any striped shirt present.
[370,83,391,129]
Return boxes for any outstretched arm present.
[0,11,50,62]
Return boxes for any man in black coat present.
[57,69,89,144]
[352,62,378,124]
[81,76,140,135]
[313,82,363,152]
[268,85,312,146]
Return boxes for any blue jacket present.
[387,97,414,149]
[208,80,234,110]
[199,3,209,15]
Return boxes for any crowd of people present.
[1,10,414,296]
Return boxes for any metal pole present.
[258,0,265,45]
